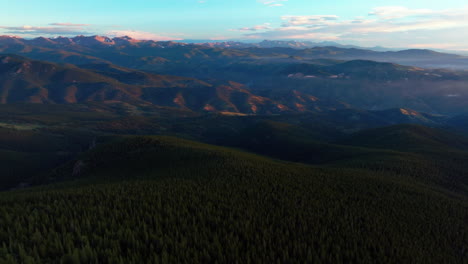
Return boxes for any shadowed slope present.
[341,124,468,152]
[0,135,466,263]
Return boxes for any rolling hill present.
[0,55,356,114]
[0,100,466,263]
[0,54,213,105]
[0,135,466,263]
[0,55,280,113]
[3,54,468,115]
[341,124,468,152]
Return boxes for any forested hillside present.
[0,136,466,263]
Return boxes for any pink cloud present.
[233,23,271,32]
[106,30,182,41]
[49,22,91,27]
[240,6,468,48]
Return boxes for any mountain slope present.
[0,55,141,104]
[1,135,466,263]
[341,124,468,152]
[0,55,356,114]
[0,55,265,112]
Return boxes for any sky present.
[1,0,468,49]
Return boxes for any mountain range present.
[198,39,391,50]
[1,36,468,115]
[1,35,467,68]
[0,35,467,263]
[0,54,355,114]
[2,53,468,115]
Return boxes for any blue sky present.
[1,0,468,49]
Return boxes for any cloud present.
[0,25,90,35]
[106,30,182,41]
[233,23,271,32]
[241,6,468,47]
[0,22,91,36]
[49,22,91,27]
[258,0,287,7]
[281,15,339,27]
[0,23,180,41]
[369,6,433,20]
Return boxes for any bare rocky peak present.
[53,36,75,45]
[113,36,143,45]
[0,35,25,44]
[0,35,187,48]
[27,37,57,46]
[72,35,115,46]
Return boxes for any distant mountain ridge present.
[1,35,468,115]
[2,35,466,72]
[0,35,187,48]
[0,35,462,59]
[0,54,354,114]
[199,39,396,51]
[2,53,468,114]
